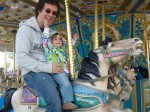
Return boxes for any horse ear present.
[106,42,111,48]
[93,49,100,53]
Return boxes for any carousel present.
[0,0,150,112]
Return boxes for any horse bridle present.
[72,47,134,83]
[71,67,129,83]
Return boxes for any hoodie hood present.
[19,16,41,32]
[50,31,61,38]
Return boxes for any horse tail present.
[0,88,17,112]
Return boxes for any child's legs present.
[52,72,74,103]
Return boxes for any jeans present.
[52,72,74,103]
[23,71,62,112]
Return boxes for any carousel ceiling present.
[0,0,150,51]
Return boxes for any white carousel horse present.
[72,65,136,112]
[72,38,142,112]
[0,38,142,112]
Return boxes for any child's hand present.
[73,33,79,41]
[52,63,63,73]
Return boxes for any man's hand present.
[52,63,63,73]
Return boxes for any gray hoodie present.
[16,17,53,76]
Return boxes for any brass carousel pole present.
[4,42,7,77]
[147,35,150,82]
[102,1,105,42]
[13,34,16,76]
[12,34,16,88]
[3,42,10,87]
[64,0,75,77]
[94,0,99,49]
[143,2,150,81]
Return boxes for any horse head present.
[106,38,143,56]
[78,38,142,91]
[107,64,136,92]
[118,66,136,86]
[94,38,143,65]
[115,66,137,103]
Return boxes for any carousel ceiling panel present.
[136,0,150,12]
[0,0,150,49]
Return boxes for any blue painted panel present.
[0,6,4,11]
[72,82,110,105]
[0,95,4,109]
[124,95,132,109]
[136,80,142,112]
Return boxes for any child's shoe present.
[63,102,78,110]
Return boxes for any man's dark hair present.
[35,0,60,17]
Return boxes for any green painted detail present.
[74,95,101,109]
[108,58,113,64]
[38,96,46,109]
[109,49,130,53]
[37,95,101,109]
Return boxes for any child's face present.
[51,34,63,48]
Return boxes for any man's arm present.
[16,25,53,73]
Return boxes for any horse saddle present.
[37,94,101,110]
[37,95,102,110]
[38,80,104,110]
[21,86,46,110]
[72,81,111,110]
[21,86,38,104]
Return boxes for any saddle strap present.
[71,73,114,83]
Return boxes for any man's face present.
[38,3,58,27]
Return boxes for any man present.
[16,0,77,111]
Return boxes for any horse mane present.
[78,51,119,91]
[78,50,100,80]
[107,64,118,91]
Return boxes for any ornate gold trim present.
[132,85,137,112]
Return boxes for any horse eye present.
[124,67,128,70]
[134,38,139,41]
[111,44,114,47]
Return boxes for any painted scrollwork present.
[92,19,121,46]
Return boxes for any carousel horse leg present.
[110,100,121,109]
[118,85,132,101]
